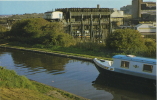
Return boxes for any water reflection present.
[9,49,71,74]
[92,74,156,100]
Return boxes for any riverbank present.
[0,66,89,100]
[0,43,99,100]
[0,43,112,99]
[0,43,112,61]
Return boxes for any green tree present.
[0,25,8,33]
[9,18,75,47]
[105,29,146,54]
[10,18,49,43]
[0,25,9,40]
[144,38,156,57]
[43,22,76,47]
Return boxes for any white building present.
[110,8,124,27]
[110,8,124,18]
[43,11,63,20]
[134,23,156,33]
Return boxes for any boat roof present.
[113,55,156,65]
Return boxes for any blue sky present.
[0,0,156,15]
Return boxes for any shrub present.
[0,25,8,39]
[9,18,49,44]
[105,29,147,54]
[144,38,156,57]
[8,18,76,47]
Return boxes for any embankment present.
[0,45,93,62]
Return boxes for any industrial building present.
[134,23,156,35]
[44,5,112,42]
[120,5,132,15]
[110,8,124,28]
[132,0,156,22]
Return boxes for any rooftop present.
[113,55,156,65]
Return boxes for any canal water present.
[0,48,156,100]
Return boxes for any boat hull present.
[92,74,156,96]
[94,64,156,91]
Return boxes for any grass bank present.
[0,42,113,60]
[0,66,89,100]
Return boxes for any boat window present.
[100,60,105,62]
[121,61,129,68]
[143,64,153,73]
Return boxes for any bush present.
[8,18,76,47]
[0,25,8,33]
[9,18,49,44]
[105,29,147,54]
[144,38,156,57]
[43,22,76,47]
[0,25,8,39]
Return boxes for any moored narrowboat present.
[93,55,156,81]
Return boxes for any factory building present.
[134,23,156,34]
[44,5,111,42]
[110,8,124,28]
[120,5,132,15]
[132,0,156,21]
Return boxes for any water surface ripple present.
[0,48,155,100]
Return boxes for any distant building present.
[132,0,156,21]
[43,5,129,41]
[141,2,156,21]
[134,23,156,35]
[43,11,63,21]
[120,5,132,15]
[51,5,111,42]
[110,8,124,28]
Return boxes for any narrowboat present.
[93,55,156,82]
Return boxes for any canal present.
[0,48,156,100]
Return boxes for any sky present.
[0,0,156,15]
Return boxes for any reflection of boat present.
[93,55,156,88]
[92,74,156,100]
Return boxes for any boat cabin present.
[111,55,156,80]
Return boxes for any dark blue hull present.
[94,64,156,95]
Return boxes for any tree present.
[144,38,156,57]
[10,18,49,38]
[105,29,146,54]
[0,25,8,39]
[43,22,76,47]
[9,18,76,47]
[0,25,8,33]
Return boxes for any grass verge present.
[0,66,88,100]
[0,42,113,60]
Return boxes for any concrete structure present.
[110,8,124,28]
[43,11,63,21]
[140,2,156,21]
[43,5,128,42]
[134,23,156,34]
[54,5,111,42]
[132,0,156,21]
[132,0,143,19]
[120,5,132,15]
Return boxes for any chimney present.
[97,4,100,8]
